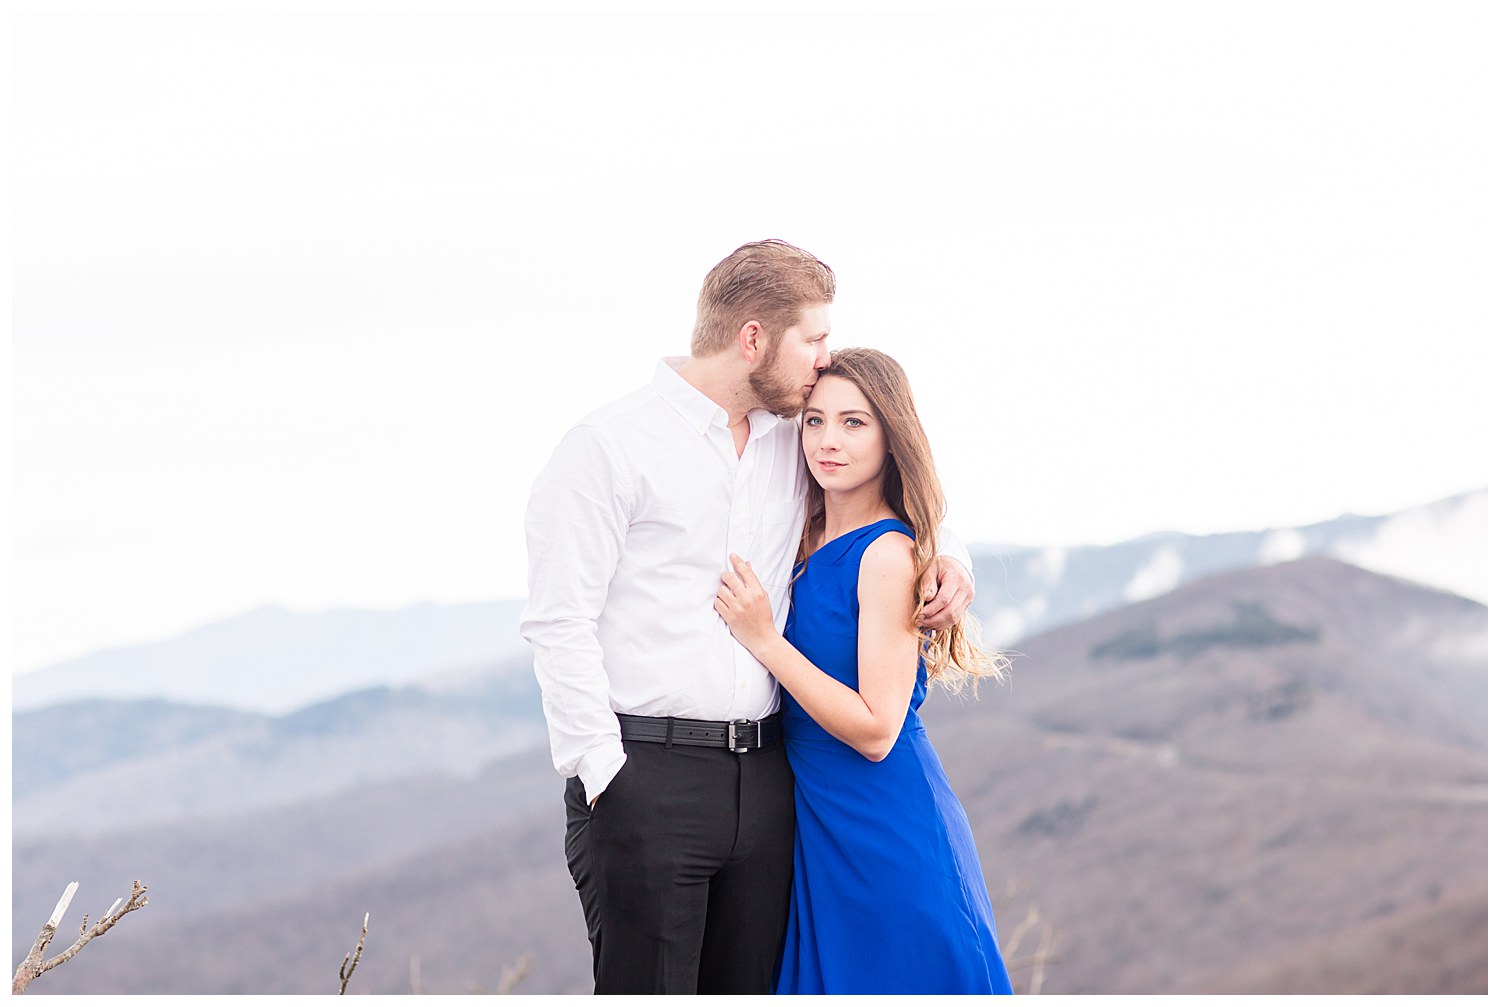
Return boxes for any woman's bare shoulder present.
[858,530,916,585]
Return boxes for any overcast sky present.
[11,4,1494,673]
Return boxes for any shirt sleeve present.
[518,424,632,803]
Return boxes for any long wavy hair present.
[799,347,1008,691]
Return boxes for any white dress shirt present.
[520,358,971,803]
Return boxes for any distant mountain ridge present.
[11,489,1484,715]
[971,488,1485,646]
[11,654,544,838]
[11,599,530,714]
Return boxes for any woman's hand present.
[714,554,778,655]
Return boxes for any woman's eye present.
[804,416,822,427]
[844,418,864,428]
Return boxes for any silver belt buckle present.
[727,718,756,753]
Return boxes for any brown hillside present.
[924,555,1486,994]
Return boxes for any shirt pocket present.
[755,498,805,590]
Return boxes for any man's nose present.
[815,344,831,370]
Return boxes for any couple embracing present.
[520,240,1012,995]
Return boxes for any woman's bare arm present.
[714,533,920,761]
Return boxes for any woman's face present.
[801,374,888,494]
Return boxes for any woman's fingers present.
[729,553,761,587]
[721,555,766,602]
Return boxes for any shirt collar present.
[655,358,784,441]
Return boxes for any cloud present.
[1334,491,1488,603]
[1123,546,1185,603]
[1258,528,1307,565]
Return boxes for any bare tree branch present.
[409,952,424,995]
[1024,921,1062,995]
[1003,903,1042,959]
[498,952,535,995]
[11,882,77,996]
[338,913,369,995]
[463,951,536,995]
[995,890,1064,995]
[12,880,149,994]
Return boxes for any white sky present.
[9,3,1495,674]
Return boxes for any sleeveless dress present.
[774,518,1013,995]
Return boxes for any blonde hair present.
[691,240,836,356]
[800,347,1009,692]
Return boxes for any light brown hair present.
[800,347,1009,691]
[691,240,836,356]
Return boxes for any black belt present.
[618,714,782,753]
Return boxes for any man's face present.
[748,303,832,418]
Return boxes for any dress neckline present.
[805,516,911,563]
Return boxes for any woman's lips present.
[817,460,845,472]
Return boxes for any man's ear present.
[737,320,766,363]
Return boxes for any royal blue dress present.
[774,518,1012,995]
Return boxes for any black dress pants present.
[564,737,796,994]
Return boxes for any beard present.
[748,344,809,419]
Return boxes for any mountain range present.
[969,486,1485,646]
[11,550,1487,994]
[11,600,531,715]
[11,662,544,838]
[11,489,1485,715]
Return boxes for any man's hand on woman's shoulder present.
[918,554,975,630]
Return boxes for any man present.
[519,240,975,994]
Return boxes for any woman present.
[714,347,1013,995]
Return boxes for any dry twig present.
[409,952,424,995]
[338,913,369,995]
[12,880,150,994]
[498,951,535,995]
[1000,906,1064,995]
[463,951,536,995]
[995,887,1064,995]
[1022,921,1063,995]
[1003,902,1042,958]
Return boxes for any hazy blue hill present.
[11,699,266,798]
[11,655,545,838]
[270,665,542,740]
